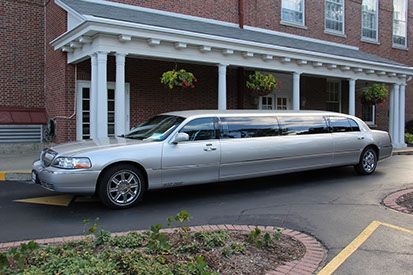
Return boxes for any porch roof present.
[59,0,403,67]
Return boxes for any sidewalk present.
[0,152,39,181]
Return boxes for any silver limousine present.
[32,110,392,209]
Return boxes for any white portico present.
[53,0,413,148]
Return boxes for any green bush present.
[406,133,413,144]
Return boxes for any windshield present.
[124,115,185,141]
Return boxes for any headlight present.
[52,157,92,169]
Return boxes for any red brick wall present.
[0,0,45,110]
[45,1,76,142]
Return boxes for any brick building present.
[1,0,413,148]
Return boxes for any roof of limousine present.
[163,110,348,118]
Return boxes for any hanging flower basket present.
[246,71,278,96]
[160,69,197,90]
[361,83,389,105]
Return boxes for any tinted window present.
[220,116,279,139]
[278,116,329,135]
[329,117,359,132]
[179,118,217,141]
[348,119,360,131]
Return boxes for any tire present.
[354,147,378,175]
[98,164,146,209]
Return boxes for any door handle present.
[204,144,217,151]
[357,136,365,140]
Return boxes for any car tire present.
[98,164,146,209]
[354,147,378,175]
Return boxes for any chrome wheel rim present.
[362,151,376,173]
[107,170,141,205]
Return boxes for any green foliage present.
[405,133,413,144]
[194,230,229,250]
[186,255,211,275]
[361,83,389,104]
[246,227,281,248]
[95,229,111,246]
[246,71,278,95]
[222,242,246,257]
[161,69,197,90]
[109,232,145,249]
[273,228,282,241]
[167,210,192,227]
[146,224,171,254]
[3,211,291,274]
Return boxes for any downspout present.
[238,0,244,29]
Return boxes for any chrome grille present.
[41,149,57,167]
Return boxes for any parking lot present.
[1,155,412,274]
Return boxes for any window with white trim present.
[76,81,130,141]
[393,0,408,48]
[325,0,345,33]
[326,80,341,112]
[362,104,376,125]
[361,0,378,41]
[281,0,305,26]
[260,96,274,110]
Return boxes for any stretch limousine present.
[32,110,392,209]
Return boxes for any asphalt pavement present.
[0,155,412,274]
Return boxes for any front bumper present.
[32,160,99,194]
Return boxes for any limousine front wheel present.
[98,164,146,209]
[355,147,378,175]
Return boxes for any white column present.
[389,86,394,140]
[218,64,227,110]
[399,83,407,147]
[96,51,108,139]
[90,53,98,139]
[292,72,301,110]
[392,84,400,147]
[348,79,356,116]
[115,53,126,137]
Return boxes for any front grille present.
[41,149,57,167]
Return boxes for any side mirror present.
[172,132,189,144]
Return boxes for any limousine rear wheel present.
[98,164,146,209]
[355,147,378,175]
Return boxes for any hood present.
[50,137,151,156]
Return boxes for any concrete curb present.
[382,187,413,214]
[0,224,326,274]
[393,148,413,155]
[0,170,32,181]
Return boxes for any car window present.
[179,117,217,141]
[348,118,360,131]
[220,116,279,139]
[278,116,329,135]
[329,117,359,132]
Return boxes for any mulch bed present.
[172,231,306,275]
[396,191,413,213]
